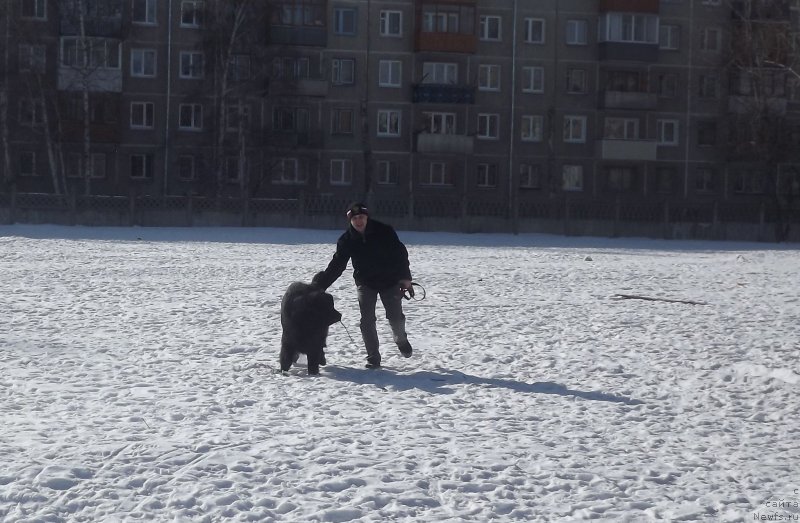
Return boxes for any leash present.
[402,282,426,301]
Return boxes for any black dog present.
[279,272,342,375]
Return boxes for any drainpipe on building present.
[163,0,174,196]
[683,0,694,199]
[508,0,519,234]
[363,0,373,206]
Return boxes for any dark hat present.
[346,202,369,219]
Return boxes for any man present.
[279,272,342,375]
[314,202,413,369]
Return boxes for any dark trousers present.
[357,284,407,365]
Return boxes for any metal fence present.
[1,191,798,242]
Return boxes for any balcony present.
[598,42,659,62]
[58,67,122,92]
[269,78,329,97]
[728,95,788,116]
[415,32,477,53]
[267,25,327,47]
[267,130,324,148]
[61,12,123,37]
[413,84,475,104]
[601,90,657,110]
[61,122,118,143]
[599,0,659,13]
[599,139,657,161]
[417,133,473,154]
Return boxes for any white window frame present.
[224,156,245,182]
[477,163,498,188]
[566,19,587,45]
[331,58,355,85]
[377,109,401,137]
[272,158,308,185]
[562,164,584,191]
[599,13,658,44]
[18,44,46,73]
[130,101,155,129]
[132,0,157,25]
[330,159,353,185]
[701,27,721,52]
[130,153,154,179]
[178,155,195,181]
[333,8,357,35]
[130,48,157,77]
[180,1,203,28]
[659,24,680,50]
[380,10,402,37]
[604,117,639,140]
[657,119,679,146]
[479,15,501,41]
[478,64,501,91]
[178,103,203,130]
[423,162,450,186]
[563,115,587,143]
[422,62,457,84]
[21,0,46,19]
[332,108,354,134]
[179,51,204,79]
[423,112,456,135]
[520,164,542,189]
[522,66,544,93]
[60,37,121,69]
[566,68,587,94]
[379,60,402,87]
[477,113,499,140]
[524,18,545,44]
[377,160,398,185]
[521,115,543,142]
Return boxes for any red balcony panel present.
[599,0,659,13]
[415,32,477,53]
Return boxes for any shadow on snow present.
[324,365,643,405]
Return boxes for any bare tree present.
[724,0,800,241]
[1,0,11,189]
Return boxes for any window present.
[331,58,355,85]
[695,167,716,192]
[92,153,106,179]
[422,7,460,33]
[660,25,680,50]
[377,110,401,136]
[132,0,157,24]
[130,154,154,179]
[180,1,202,27]
[273,107,308,132]
[379,60,402,87]
[524,18,545,44]
[61,37,120,68]
[178,155,195,180]
[179,52,203,78]
[330,159,353,185]
[522,66,544,93]
[21,0,46,19]
[657,119,679,145]
[273,0,325,27]
[655,167,675,194]
[333,8,357,35]
[19,99,44,126]
[422,62,457,84]
[477,113,499,139]
[66,152,82,178]
[521,115,543,142]
[130,102,154,129]
[606,166,636,192]
[225,156,245,182]
[566,68,586,93]
[380,10,402,36]
[562,165,584,191]
[332,108,354,134]
[478,64,500,91]
[604,70,645,92]
[698,74,718,98]
[479,15,501,41]
[566,19,587,45]
[228,55,250,82]
[377,160,398,185]
[272,57,309,80]
[423,112,455,134]
[604,117,639,140]
[697,121,717,146]
[657,73,678,98]
[18,45,46,73]
[733,170,765,194]
[520,164,542,189]
[422,162,451,186]
[598,13,658,44]
[225,105,250,132]
[477,163,498,188]
[178,103,203,130]
[131,49,156,77]
[272,158,308,184]
[701,28,721,52]
[563,115,587,143]
[19,152,36,176]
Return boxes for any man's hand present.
[399,279,413,298]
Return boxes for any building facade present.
[2,0,800,226]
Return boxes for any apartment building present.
[2,0,799,219]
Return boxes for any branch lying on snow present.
[613,294,708,306]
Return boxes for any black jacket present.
[317,218,412,291]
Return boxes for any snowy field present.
[1,224,798,522]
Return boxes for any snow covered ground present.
[1,224,798,522]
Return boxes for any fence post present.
[186,194,193,227]
[563,196,570,236]
[613,195,621,238]
[128,191,137,226]
[68,191,77,226]
[663,201,670,240]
